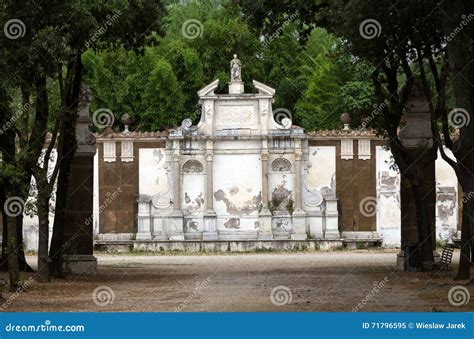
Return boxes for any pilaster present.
[258,147,273,239]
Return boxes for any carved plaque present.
[217,104,256,129]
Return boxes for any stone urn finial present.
[340,112,351,130]
[121,113,134,134]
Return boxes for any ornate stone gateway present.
[133,56,338,241]
[93,55,459,249]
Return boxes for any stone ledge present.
[94,239,348,253]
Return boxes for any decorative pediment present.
[197,79,219,97]
[253,80,275,96]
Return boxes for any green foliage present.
[82,1,375,132]
[295,29,374,130]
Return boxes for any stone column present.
[258,149,273,239]
[203,141,218,240]
[63,85,97,274]
[169,141,184,240]
[397,85,437,269]
[291,144,307,240]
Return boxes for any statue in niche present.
[230,54,242,81]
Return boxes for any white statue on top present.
[230,54,242,81]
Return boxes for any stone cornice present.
[307,129,382,140]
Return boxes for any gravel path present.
[1,250,472,312]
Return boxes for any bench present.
[423,244,456,272]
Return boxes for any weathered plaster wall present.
[213,153,262,234]
[435,148,458,240]
[182,166,206,236]
[307,146,336,194]
[376,146,401,247]
[138,148,169,197]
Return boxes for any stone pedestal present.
[228,81,244,94]
[168,210,185,241]
[291,209,307,240]
[258,208,273,240]
[307,210,324,238]
[61,85,98,275]
[324,198,340,239]
[137,200,152,240]
[397,158,436,268]
[399,157,436,243]
[151,216,167,240]
[63,154,97,274]
[203,212,218,240]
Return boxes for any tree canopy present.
[82,1,375,131]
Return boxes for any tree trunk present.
[388,138,436,269]
[49,158,72,277]
[441,0,474,280]
[6,214,20,291]
[0,128,33,273]
[0,185,8,271]
[3,185,21,291]
[49,56,83,277]
[456,201,471,279]
[37,190,51,283]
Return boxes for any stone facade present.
[97,73,342,242]
[92,76,460,247]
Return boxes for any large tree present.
[434,0,473,279]
[0,0,167,283]
[237,0,462,269]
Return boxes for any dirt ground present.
[1,249,473,312]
